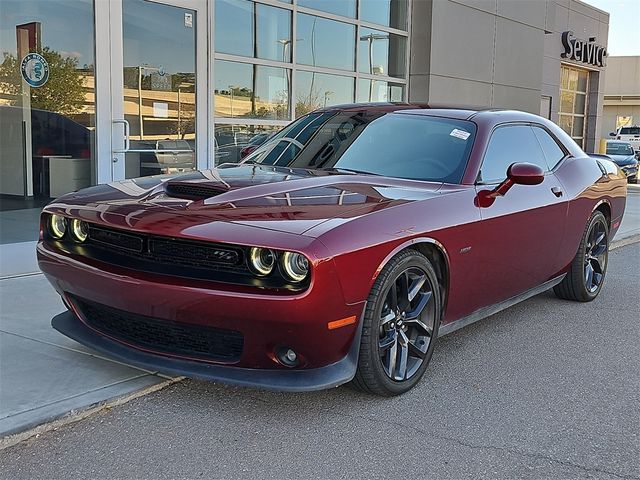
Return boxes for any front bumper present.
[621,164,638,179]
[52,310,361,391]
[38,241,365,390]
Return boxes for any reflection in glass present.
[0,0,96,243]
[360,0,408,30]
[357,79,404,102]
[215,0,253,57]
[122,0,197,178]
[358,27,406,79]
[256,4,292,62]
[572,116,584,138]
[214,124,281,163]
[574,93,586,115]
[215,60,289,120]
[215,0,292,62]
[295,71,354,116]
[296,14,355,71]
[560,91,574,113]
[298,0,356,18]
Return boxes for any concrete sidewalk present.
[0,186,638,441]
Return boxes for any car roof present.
[311,103,551,122]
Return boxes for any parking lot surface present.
[1,243,638,480]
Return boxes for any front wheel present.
[351,250,441,396]
[554,210,609,302]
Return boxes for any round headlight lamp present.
[70,219,88,242]
[249,247,275,276]
[48,214,67,239]
[281,251,309,283]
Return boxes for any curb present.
[0,376,184,451]
[610,233,640,250]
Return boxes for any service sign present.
[561,31,607,67]
[20,52,49,88]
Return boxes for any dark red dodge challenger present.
[38,104,627,396]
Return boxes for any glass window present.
[256,3,292,62]
[358,28,406,79]
[480,126,549,184]
[357,79,404,102]
[606,142,635,155]
[214,60,289,120]
[559,65,589,147]
[360,0,408,30]
[0,0,96,244]
[532,127,566,168]
[298,0,356,18]
[295,71,354,116]
[215,0,253,57]
[214,124,281,163]
[215,0,292,62]
[296,14,355,71]
[331,114,476,183]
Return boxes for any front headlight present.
[70,219,88,242]
[48,214,67,239]
[249,247,276,276]
[281,251,309,283]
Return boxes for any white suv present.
[610,126,640,153]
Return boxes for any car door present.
[473,124,569,305]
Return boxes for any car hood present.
[50,164,448,238]
[607,154,637,166]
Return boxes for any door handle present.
[551,186,563,197]
[112,119,130,153]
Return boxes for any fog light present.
[48,214,67,239]
[70,219,88,242]
[276,346,299,367]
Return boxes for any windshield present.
[620,127,640,135]
[330,114,476,183]
[244,111,477,183]
[606,143,634,155]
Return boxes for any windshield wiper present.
[321,167,380,176]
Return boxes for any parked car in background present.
[155,139,194,166]
[39,104,627,396]
[239,132,276,160]
[605,141,638,183]
[610,125,640,153]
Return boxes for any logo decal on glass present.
[20,53,49,88]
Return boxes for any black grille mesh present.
[165,183,228,199]
[74,297,243,361]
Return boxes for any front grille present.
[86,225,246,273]
[89,226,144,253]
[165,182,228,199]
[74,297,244,361]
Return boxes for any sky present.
[582,0,640,56]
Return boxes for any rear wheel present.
[351,250,441,396]
[554,210,609,302]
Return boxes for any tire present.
[629,176,637,184]
[351,249,441,396]
[554,210,609,302]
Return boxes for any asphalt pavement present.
[1,243,638,480]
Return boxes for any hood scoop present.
[165,181,229,200]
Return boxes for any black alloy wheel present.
[378,267,435,381]
[583,218,608,293]
[352,249,441,396]
[554,210,609,302]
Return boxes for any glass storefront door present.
[108,0,208,181]
[0,0,97,244]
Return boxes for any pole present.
[138,66,144,139]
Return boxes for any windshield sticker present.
[450,129,471,140]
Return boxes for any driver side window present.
[479,125,550,184]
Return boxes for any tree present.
[0,46,87,115]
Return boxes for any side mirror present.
[609,132,616,137]
[476,163,545,207]
[507,162,545,185]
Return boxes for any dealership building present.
[0,0,610,253]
